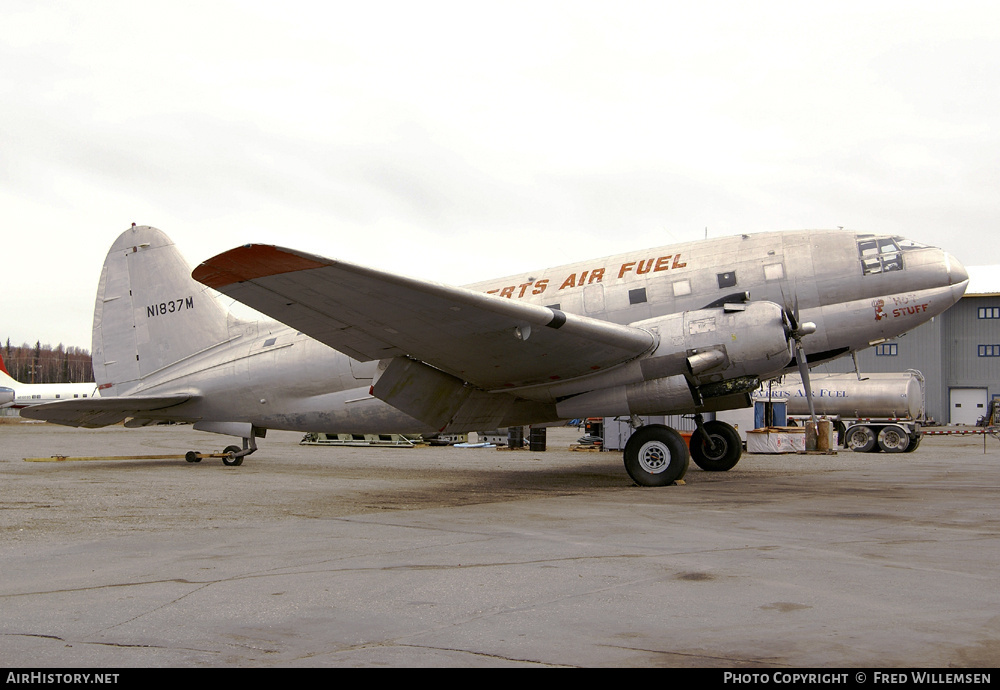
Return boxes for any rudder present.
[92,225,230,395]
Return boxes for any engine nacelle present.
[556,373,696,419]
[554,301,794,419]
[638,300,794,385]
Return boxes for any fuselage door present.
[584,282,606,315]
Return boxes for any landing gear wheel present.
[877,425,910,453]
[690,420,743,471]
[623,425,690,487]
[845,425,877,453]
[222,445,244,466]
[185,451,202,463]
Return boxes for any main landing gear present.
[689,415,743,472]
[623,415,743,487]
[623,424,690,487]
[183,431,259,466]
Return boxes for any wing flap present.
[20,395,194,429]
[194,245,656,390]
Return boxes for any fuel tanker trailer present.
[755,370,925,453]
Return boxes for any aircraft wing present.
[20,395,194,429]
[193,245,656,390]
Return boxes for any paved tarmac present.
[1,420,998,668]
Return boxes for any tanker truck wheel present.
[877,425,910,453]
[845,425,877,453]
[902,434,922,453]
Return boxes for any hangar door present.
[949,388,987,425]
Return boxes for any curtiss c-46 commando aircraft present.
[24,225,968,486]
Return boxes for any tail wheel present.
[623,425,690,487]
[845,425,877,453]
[690,420,743,472]
[222,445,244,466]
[877,425,910,453]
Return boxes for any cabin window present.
[875,343,898,356]
[629,288,647,305]
[716,272,737,289]
[978,307,1000,319]
[858,237,904,275]
[978,345,1000,357]
[545,303,561,310]
[672,280,691,297]
[263,337,277,347]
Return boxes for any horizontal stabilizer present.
[193,245,656,390]
[20,395,194,429]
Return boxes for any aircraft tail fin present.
[0,352,15,384]
[92,225,231,396]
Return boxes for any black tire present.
[902,434,922,453]
[185,451,201,463]
[222,444,244,466]
[845,425,877,453]
[877,425,910,453]
[690,420,743,471]
[623,425,690,487]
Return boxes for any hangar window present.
[716,271,737,289]
[875,343,898,356]
[978,345,1000,357]
[978,307,1000,319]
[629,288,647,305]
[858,237,903,275]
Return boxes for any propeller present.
[781,294,818,428]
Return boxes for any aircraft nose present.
[947,253,969,286]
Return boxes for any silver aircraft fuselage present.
[108,229,966,434]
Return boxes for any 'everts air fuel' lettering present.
[486,254,687,299]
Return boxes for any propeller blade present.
[794,340,817,426]
[779,284,797,331]
[778,282,819,435]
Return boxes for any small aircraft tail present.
[92,225,231,396]
[0,352,16,385]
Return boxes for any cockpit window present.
[893,236,932,250]
[858,237,904,275]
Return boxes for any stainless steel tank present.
[755,371,924,419]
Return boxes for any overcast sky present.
[3,1,999,350]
